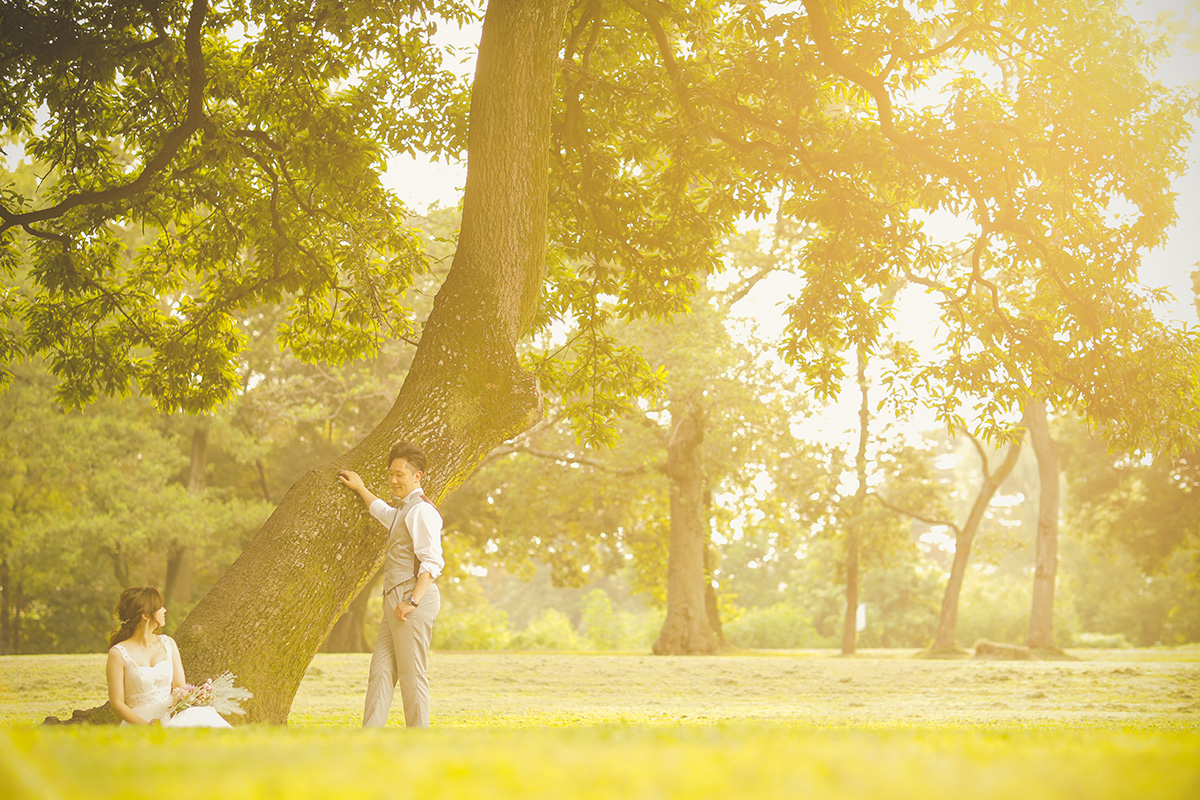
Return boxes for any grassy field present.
[2,648,1199,798]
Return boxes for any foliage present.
[509,608,585,651]
[1063,539,1200,647]
[577,588,661,650]
[724,602,828,649]
[955,568,1082,648]
[0,0,475,411]
[0,361,269,654]
[432,602,513,652]
[769,1,1199,453]
[854,563,943,649]
[1060,418,1200,573]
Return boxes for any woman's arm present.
[106,649,152,725]
[167,636,187,693]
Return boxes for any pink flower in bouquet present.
[169,672,251,718]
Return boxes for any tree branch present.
[0,0,210,235]
[486,443,654,475]
[871,492,961,537]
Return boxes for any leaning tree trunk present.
[653,393,718,655]
[169,0,570,723]
[932,433,1024,651]
[1026,396,1060,650]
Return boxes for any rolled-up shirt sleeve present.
[406,503,445,579]
[367,498,398,529]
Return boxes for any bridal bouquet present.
[169,671,253,718]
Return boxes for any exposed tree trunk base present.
[919,646,972,659]
[1029,646,1076,661]
[43,703,119,725]
[973,640,1076,661]
[973,640,1033,660]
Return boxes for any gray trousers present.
[363,581,440,728]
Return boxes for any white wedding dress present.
[111,637,232,728]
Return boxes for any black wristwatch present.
[405,595,419,608]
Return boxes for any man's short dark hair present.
[389,441,428,474]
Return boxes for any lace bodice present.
[112,637,173,710]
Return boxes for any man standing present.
[338,441,444,728]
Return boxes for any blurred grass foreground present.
[2,649,1198,799]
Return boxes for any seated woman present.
[106,586,232,728]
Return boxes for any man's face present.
[387,458,422,498]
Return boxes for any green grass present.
[2,649,1199,798]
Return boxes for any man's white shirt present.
[369,489,444,580]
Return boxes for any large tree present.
[5,0,572,721]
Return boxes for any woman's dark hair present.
[388,441,428,474]
[108,586,164,649]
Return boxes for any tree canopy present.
[1,0,472,411]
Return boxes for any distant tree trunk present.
[321,569,379,653]
[110,550,131,588]
[842,344,869,655]
[1,558,10,654]
[654,393,719,655]
[11,578,22,655]
[932,431,1024,650]
[255,459,272,503]
[1026,396,1059,650]
[703,543,726,647]
[169,0,569,724]
[166,417,208,610]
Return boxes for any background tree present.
[875,422,1025,652]
[0,360,268,654]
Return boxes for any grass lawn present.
[2,648,1198,798]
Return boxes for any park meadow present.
[3,647,1199,799]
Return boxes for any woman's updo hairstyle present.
[108,586,164,649]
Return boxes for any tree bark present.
[1026,396,1060,650]
[932,433,1024,650]
[842,344,869,655]
[170,0,570,723]
[654,393,718,655]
